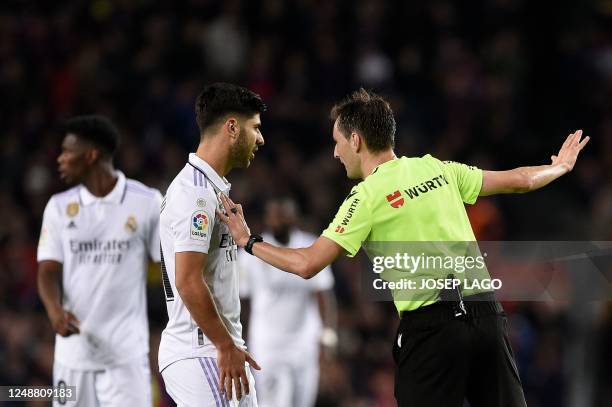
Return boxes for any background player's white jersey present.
[158,153,245,372]
[37,171,162,369]
[239,229,334,362]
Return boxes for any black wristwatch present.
[245,234,263,255]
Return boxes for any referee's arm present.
[217,195,344,279]
[480,130,589,196]
[243,236,344,279]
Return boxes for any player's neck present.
[195,140,231,177]
[83,164,117,197]
[361,150,397,179]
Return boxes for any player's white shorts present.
[161,357,258,407]
[255,359,318,407]
[52,355,152,407]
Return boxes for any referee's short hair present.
[195,83,266,134]
[63,115,120,157]
[330,88,396,152]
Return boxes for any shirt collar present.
[188,153,231,193]
[79,171,127,206]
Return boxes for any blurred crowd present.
[1,0,611,406]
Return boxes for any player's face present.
[57,134,92,184]
[231,113,264,169]
[333,120,360,179]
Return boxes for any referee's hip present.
[399,291,502,322]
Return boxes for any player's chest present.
[60,202,145,242]
[209,217,238,263]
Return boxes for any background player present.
[217,89,590,407]
[158,83,264,405]
[239,197,337,407]
[37,115,162,406]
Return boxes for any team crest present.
[125,216,137,233]
[191,210,209,240]
[66,202,79,217]
[386,190,404,208]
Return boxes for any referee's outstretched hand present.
[217,193,251,247]
[217,343,260,401]
[551,129,590,172]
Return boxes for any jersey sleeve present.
[37,198,64,263]
[321,186,371,258]
[146,189,163,262]
[442,160,483,204]
[170,187,217,254]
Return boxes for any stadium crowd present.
[1,0,611,406]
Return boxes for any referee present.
[217,89,589,406]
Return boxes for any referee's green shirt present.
[321,155,491,313]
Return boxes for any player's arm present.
[317,289,338,357]
[480,130,589,196]
[37,261,80,336]
[175,251,259,400]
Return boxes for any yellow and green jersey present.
[321,155,491,313]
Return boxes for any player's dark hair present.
[195,83,266,134]
[330,88,396,152]
[63,115,120,157]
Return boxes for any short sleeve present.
[37,198,64,263]
[442,161,483,204]
[146,189,163,262]
[321,186,371,257]
[170,187,217,254]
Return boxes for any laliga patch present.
[191,210,209,240]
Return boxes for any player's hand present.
[216,193,251,247]
[49,307,80,337]
[551,130,590,173]
[217,343,261,401]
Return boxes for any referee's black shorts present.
[392,292,527,407]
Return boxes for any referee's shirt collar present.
[79,171,127,206]
[188,153,231,194]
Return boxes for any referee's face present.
[333,120,360,179]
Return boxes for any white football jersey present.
[37,171,162,369]
[239,229,334,362]
[158,153,245,372]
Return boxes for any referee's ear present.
[350,132,363,153]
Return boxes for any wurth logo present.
[386,190,404,208]
[335,226,345,233]
[341,198,360,226]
